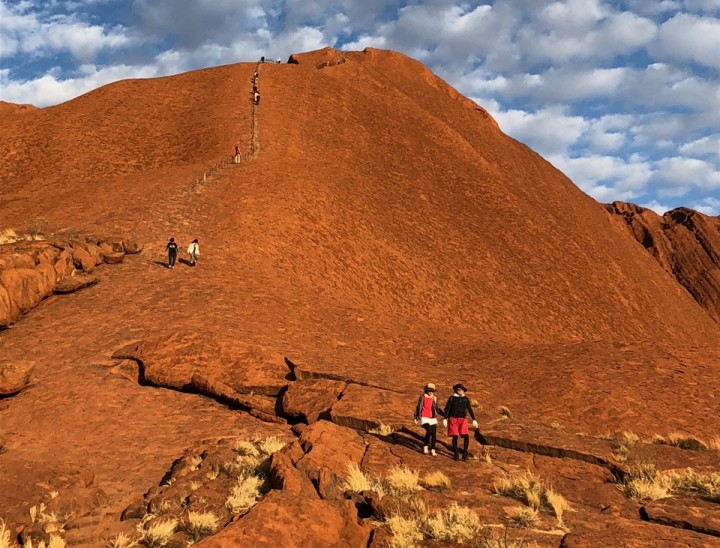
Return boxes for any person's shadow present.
[153,260,170,268]
[178,258,195,267]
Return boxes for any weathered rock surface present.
[114,333,290,396]
[0,360,35,396]
[330,383,409,432]
[72,245,95,273]
[641,497,720,538]
[196,491,370,548]
[281,378,346,423]
[296,420,366,481]
[54,274,99,294]
[607,202,720,322]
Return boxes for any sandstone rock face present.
[196,491,370,548]
[0,360,35,396]
[0,283,18,327]
[0,268,49,314]
[54,274,99,294]
[99,242,125,264]
[54,248,75,280]
[115,333,290,396]
[72,246,95,273]
[607,202,720,322]
[281,379,346,423]
[330,383,409,432]
[296,420,366,481]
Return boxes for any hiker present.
[413,383,443,456]
[187,239,199,266]
[234,145,241,163]
[166,237,178,269]
[260,56,265,63]
[254,90,260,105]
[442,384,478,461]
[276,57,281,64]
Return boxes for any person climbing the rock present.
[187,239,199,266]
[442,383,478,461]
[276,57,281,64]
[413,383,443,456]
[166,237,178,269]
[254,90,260,105]
[260,56,265,63]
[234,145,241,163]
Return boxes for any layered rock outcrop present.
[607,202,720,322]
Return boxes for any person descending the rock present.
[414,383,443,456]
[234,145,241,163]
[166,237,178,269]
[260,56,265,63]
[254,90,260,105]
[187,238,199,266]
[442,384,478,461]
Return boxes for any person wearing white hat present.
[413,383,443,456]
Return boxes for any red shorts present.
[447,417,469,436]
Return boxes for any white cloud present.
[654,157,720,197]
[649,13,720,69]
[491,106,589,155]
[680,136,720,159]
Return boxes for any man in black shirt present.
[442,383,478,461]
[166,237,178,269]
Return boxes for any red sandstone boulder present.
[72,246,94,273]
[84,242,105,266]
[268,450,318,497]
[296,420,366,481]
[99,242,125,264]
[122,239,143,254]
[281,379,346,423]
[0,360,35,396]
[117,333,290,396]
[35,261,57,295]
[0,283,18,327]
[0,268,49,314]
[54,249,75,279]
[196,491,370,547]
[54,275,99,294]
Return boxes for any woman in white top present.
[187,239,199,266]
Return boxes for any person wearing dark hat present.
[442,383,478,461]
[413,383,443,456]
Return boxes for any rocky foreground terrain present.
[2,47,720,547]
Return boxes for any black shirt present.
[166,242,178,253]
[443,395,476,420]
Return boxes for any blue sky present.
[1,0,719,214]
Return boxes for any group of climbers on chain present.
[165,237,199,269]
[413,383,478,461]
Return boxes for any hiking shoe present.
[453,454,459,461]
[430,449,437,456]
[423,446,429,455]
[462,454,469,461]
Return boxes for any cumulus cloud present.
[649,13,720,69]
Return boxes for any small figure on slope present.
[413,382,443,456]
[443,383,478,461]
[166,237,178,269]
[187,239,199,266]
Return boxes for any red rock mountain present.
[607,201,720,322]
[2,48,720,547]
[1,47,716,345]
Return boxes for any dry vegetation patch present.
[506,507,539,528]
[184,511,219,540]
[420,471,451,492]
[139,517,177,548]
[493,472,570,526]
[108,532,138,548]
[652,433,709,451]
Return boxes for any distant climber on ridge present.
[442,384,478,461]
[166,237,178,269]
[413,382,443,456]
[254,90,260,105]
[234,145,241,163]
[187,239,199,267]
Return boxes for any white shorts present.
[420,417,438,425]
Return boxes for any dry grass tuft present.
[189,481,202,492]
[184,511,219,540]
[498,406,512,419]
[1,520,12,548]
[108,533,137,548]
[665,433,708,451]
[258,436,285,456]
[233,440,260,457]
[426,503,483,543]
[621,462,671,501]
[141,518,177,547]
[27,217,49,241]
[612,431,640,463]
[477,529,531,547]
[708,437,720,452]
[493,472,570,525]
[386,466,420,497]
[420,471,451,491]
[188,455,203,471]
[506,507,539,528]
[369,423,395,436]
[385,515,424,548]
[665,468,720,501]
[225,473,262,514]
[343,463,374,494]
